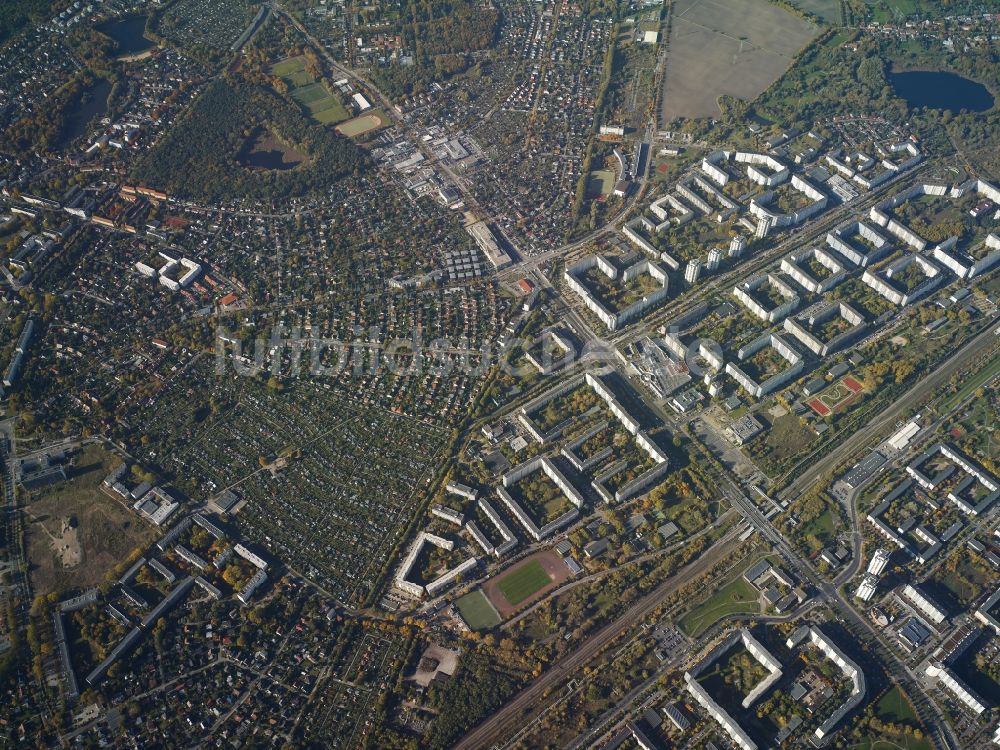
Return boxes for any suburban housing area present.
[0,0,1000,749]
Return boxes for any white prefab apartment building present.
[498,457,584,541]
[732,273,800,324]
[725,332,804,399]
[783,300,867,358]
[786,625,866,739]
[683,628,784,750]
[861,253,943,307]
[564,255,669,332]
[781,246,846,294]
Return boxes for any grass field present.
[279,67,313,88]
[764,412,816,460]
[934,548,992,606]
[679,567,761,637]
[797,504,837,551]
[270,56,350,126]
[854,740,933,750]
[790,0,841,23]
[587,169,616,199]
[943,351,1000,412]
[455,589,501,630]
[865,0,920,24]
[271,57,306,77]
[310,107,346,124]
[498,560,553,606]
[291,82,330,105]
[336,110,388,138]
[852,686,932,750]
[661,0,818,120]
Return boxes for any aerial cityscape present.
[0,0,999,748]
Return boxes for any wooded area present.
[0,0,53,43]
[131,75,368,202]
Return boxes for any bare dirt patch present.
[25,445,157,594]
[49,517,81,567]
[409,642,461,687]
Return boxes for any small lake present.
[97,15,154,56]
[889,70,994,113]
[237,130,308,171]
[240,149,302,170]
[61,78,112,148]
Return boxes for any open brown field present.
[660,0,818,121]
[24,444,156,594]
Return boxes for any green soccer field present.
[455,589,501,630]
[270,58,350,125]
[312,102,351,124]
[498,560,552,606]
[286,70,314,87]
[270,56,306,77]
[271,58,314,88]
[292,84,349,122]
[292,82,329,105]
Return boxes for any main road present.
[452,527,742,750]
[778,311,1000,502]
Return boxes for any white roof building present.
[855,574,878,602]
[926,662,988,715]
[786,625,866,739]
[902,583,947,625]
[867,548,891,576]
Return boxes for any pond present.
[97,15,155,56]
[889,70,994,113]
[237,129,308,171]
[61,78,112,148]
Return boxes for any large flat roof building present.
[466,220,512,270]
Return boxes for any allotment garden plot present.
[299,627,408,748]
[139,376,449,606]
[156,0,262,54]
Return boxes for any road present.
[195,11,980,747]
[707,432,960,750]
[452,528,742,750]
[779,312,1000,502]
[0,421,27,605]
